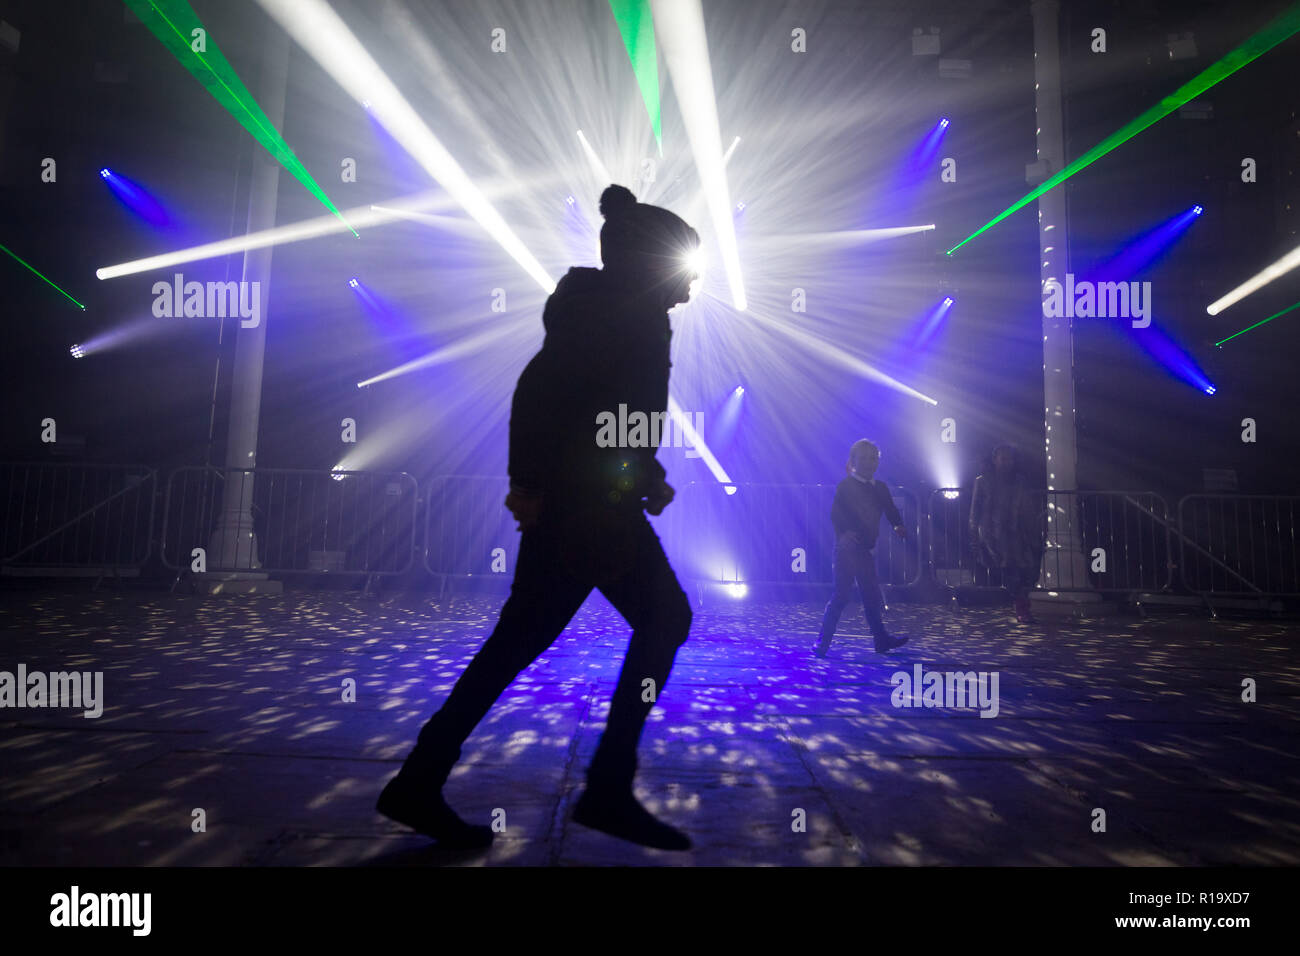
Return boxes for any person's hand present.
[504,488,543,530]
[893,525,906,540]
[643,480,675,515]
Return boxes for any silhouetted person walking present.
[378,185,700,851]
[814,439,909,657]
[969,443,1045,624]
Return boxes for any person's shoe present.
[1014,599,1037,624]
[874,633,908,653]
[572,786,691,851]
[812,637,830,658]
[376,772,494,849]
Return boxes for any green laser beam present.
[123,0,356,236]
[0,242,86,309]
[947,3,1300,255]
[609,0,662,156]
[1215,300,1300,346]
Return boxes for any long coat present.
[968,474,1045,569]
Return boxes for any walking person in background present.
[813,439,909,658]
[969,443,1045,624]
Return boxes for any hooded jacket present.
[508,266,671,510]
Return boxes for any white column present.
[206,27,288,572]
[1032,0,1098,601]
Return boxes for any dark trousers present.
[818,540,885,649]
[406,504,691,791]
[1003,565,1039,603]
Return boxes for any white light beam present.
[97,192,449,280]
[255,0,555,294]
[651,0,747,311]
[576,129,614,186]
[1207,240,1300,315]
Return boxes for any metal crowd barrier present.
[1177,495,1300,598]
[1044,491,1174,593]
[927,488,1174,595]
[160,466,418,574]
[655,480,923,589]
[7,459,1296,606]
[422,475,518,588]
[421,476,923,592]
[0,462,156,576]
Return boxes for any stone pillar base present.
[1031,590,1115,617]
[195,572,282,595]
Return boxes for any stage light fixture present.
[912,26,940,56]
[1168,31,1198,60]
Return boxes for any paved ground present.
[1,585,1297,866]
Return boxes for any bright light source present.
[348,278,359,288]
[940,118,950,127]
[1204,385,1216,395]
[684,248,705,278]
[331,465,347,482]
[99,168,110,178]
[734,385,744,395]
[943,296,953,305]
[723,485,737,495]
[942,489,959,499]
[565,195,575,206]
[70,344,85,359]
[724,582,748,599]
